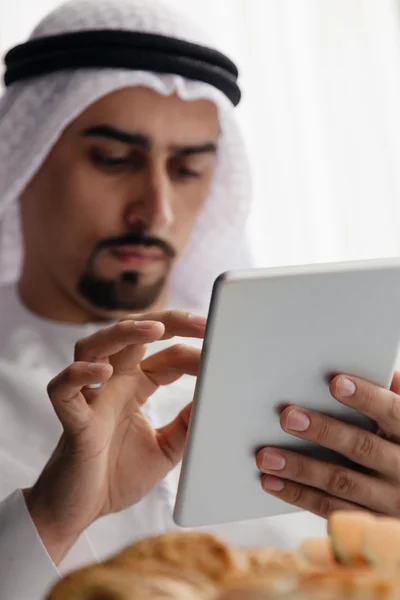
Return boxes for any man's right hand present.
[23,311,206,564]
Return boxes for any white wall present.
[2,0,400,267]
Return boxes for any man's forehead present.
[68,86,220,143]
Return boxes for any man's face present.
[20,87,219,316]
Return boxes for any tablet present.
[173,258,400,527]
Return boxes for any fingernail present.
[86,382,104,389]
[87,363,107,373]
[286,409,310,432]
[188,314,207,327]
[134,321,157,329]
[263,476,285,492]
[261,450,286,471]
[336,377,356,397]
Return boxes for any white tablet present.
[173,258,400,528]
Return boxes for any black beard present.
[77,269,167,312]
[76,229,175,312]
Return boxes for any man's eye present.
[90,148,129,169]
[177,167,200,179]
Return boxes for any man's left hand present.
[256,372,400,518]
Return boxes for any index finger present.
[120,310,207,340]
[330,374,400,436]
[74,320,165,362]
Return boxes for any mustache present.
[96,233,176,259]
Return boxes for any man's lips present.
[109,245,165,265]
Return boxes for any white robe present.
[0,285,327,600]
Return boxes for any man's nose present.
[125,166,174,233]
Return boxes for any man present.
[1,0,400,599]
[0,2,322,598]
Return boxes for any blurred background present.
[2,0,400,268]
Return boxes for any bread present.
[47,512,400,600]
[299,538,335,568]
[328,511,374,566]
[106,531,249,585]
[362,517,400,566]
[48,564,217,600]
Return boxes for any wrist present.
[23,487,82,565]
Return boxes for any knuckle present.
[314,418,330,445]
[46,364,78,399]
[164,309,188,323]
[351,431,376,460]
[326,468,357,497]
[390,453,400,480]
[47,365,77,397]
[316,494,336,519]
[162,309,175,321]
[293,456,305,480]
[391,494,400,517]
[359,386,375,412]
[74,338,87,358]
[287,483,304,506]
[63,364,80,385]
[388,394,400,423]
[46,378,57,398]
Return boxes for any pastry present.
[47,511,400,600]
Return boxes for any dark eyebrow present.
[172,143,217,157]
[82,125,151,150]
[82,124,217,156]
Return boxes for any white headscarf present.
[0,0,253,309]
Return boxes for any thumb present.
[156,403,192,467]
